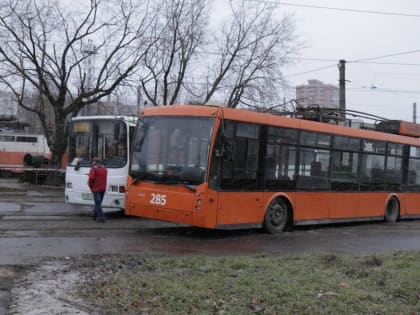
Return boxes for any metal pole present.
[413,102,417,123]
[338,59,346,119]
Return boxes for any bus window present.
[221,121,260,191]
[67,119,128,168]
[331,151,359,191]
[296,147,330,190]
[385,156,403,190]
[387,143,404,156]
[104,121,128,167]
[129,116,214,185]
[264,126,297,190]
[408,146,420,191]
[68,122,90,166]
[0,135,14,142]
[300,131,331,148]
[360,154,385,191]
[16,136,37,143]
[334,136,361,151]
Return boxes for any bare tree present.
[0,0,157,166]
[140,0,208,106]
[202,0,301,108]
[138,0,301,108]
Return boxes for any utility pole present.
[338,59,346,121]
[413,102,417,123]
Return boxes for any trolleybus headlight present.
[110,185,118,192]
[119,185,126,193]
[66,182,73,189]
[195,198,202,211]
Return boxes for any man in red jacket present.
[88,157,107,223]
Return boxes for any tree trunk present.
[51,117,68,169]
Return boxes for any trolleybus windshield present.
[130,116,215,186]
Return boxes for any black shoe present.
[96,218,106,223]
[92,215,97,221]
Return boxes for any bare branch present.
[0,0,158,166]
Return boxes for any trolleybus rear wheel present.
[263,198,291,234]
[384,196,399,223]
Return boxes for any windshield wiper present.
[130,172,198,191]
[156,179,197,192]
[178,183,197,192]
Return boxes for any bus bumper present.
[65,189,125,210]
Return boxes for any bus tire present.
[384,196,400,223]
[23,153,33,166]
[263,198,291,234]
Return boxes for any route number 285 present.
[150,193,167,205]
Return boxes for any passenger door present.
[216,121,264,226]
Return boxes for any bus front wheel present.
[263,198,291,234]
[385,196,400,223]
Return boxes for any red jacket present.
[88,163,107,192]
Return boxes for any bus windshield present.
[130,116,215,185]
[68,119,128,168]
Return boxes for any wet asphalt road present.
[1,179,420,266]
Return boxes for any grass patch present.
[78,252,420,314]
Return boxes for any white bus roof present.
[71,115,137,124]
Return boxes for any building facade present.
[296,79,339,109]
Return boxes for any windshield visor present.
[130,116,215,185]
[68,120,128,168]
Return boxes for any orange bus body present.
[125,105,420,231]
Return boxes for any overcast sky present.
[216,0,420,122]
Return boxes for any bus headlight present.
[66,182,73,189]
[195,193,201,211]
[195,197,202,211]
[110,185,126,193]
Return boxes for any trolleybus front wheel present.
[384,196,400,223]
[263,198,291,234]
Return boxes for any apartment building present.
[296,79,339,109]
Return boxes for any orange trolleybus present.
[125,105,420,233]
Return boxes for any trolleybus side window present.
[385,143,404,191]
[408,146,420,191]
[264,126,297,190]
[331,136,360,191]
[360,140,386,191]
[296,131,331,190]
[220,121,260,190]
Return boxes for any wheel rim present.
[269,201,287,228]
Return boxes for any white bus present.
[65,116,136,210]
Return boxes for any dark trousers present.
[93,191,105,220]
